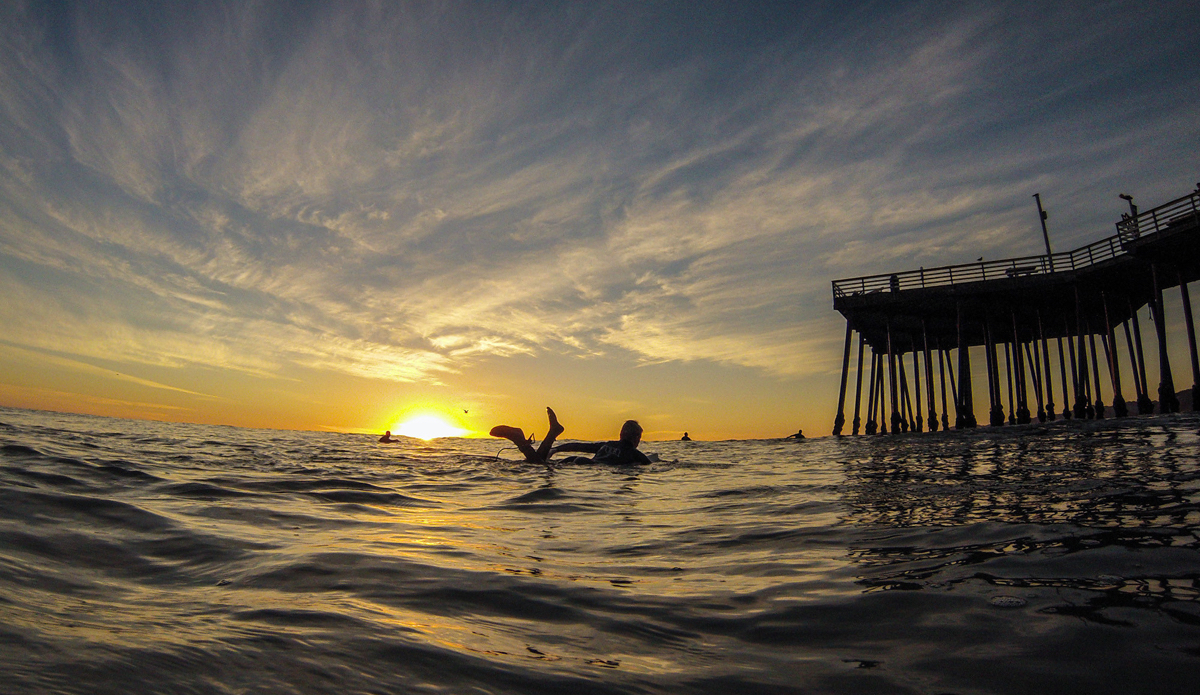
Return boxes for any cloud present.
[1,0,1198,398]
[0,342,217,399]
[0,381,193,415]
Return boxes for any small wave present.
[488,502,598,514]
[0,466,88,490]
[235,478,388,493]
[305,489,436,507]
[95,463,161,481]
[241,552,430,592]
[481,487,598,513]
[1,444,44,458]
[231,608,367,628]
[695,484,784,499]
[130,530,262,567]
[158,482,258,499]
[1,487,175,533]
[506,488,569,504]
[1,527,168,581]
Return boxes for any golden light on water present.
[394,415,466,440]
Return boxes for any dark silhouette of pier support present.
[851,334,865,433]
[922,327,937,432]
[830,185,1200,434]
[1178,272,1200,410]
[832,323,853,435]
[1102,292,1128,417]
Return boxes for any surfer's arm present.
[551,442,601,454]
[629,449,653,465]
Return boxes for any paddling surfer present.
[555,419,652,465]
[490,408,651,465]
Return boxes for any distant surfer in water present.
[681,432,691,441]
[786,429,805,440]
[379,430,399,443]
[490,408,652,465]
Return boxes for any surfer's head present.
[619,420,643,446]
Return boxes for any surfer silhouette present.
[490,409,651,465]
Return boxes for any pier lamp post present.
[1119,194,1139,240]
[1034,194,1053,272]
[1119,193,1138,218]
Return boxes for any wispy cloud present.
[1,0,1197,408]
[0,342,217,398]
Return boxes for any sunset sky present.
[1,1,1197,440]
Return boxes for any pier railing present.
[833,189,1200,299]
[831,236,1124,297]
[1116,190,1200,246]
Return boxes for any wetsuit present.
[557,440,652,465]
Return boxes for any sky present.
[0,1,1197,441]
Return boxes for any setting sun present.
[394,415,466,440]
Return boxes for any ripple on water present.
[989,595,1027,608]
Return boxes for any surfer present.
[490,409,652,465]
[786,429,805,440]
[554,419,652,465]
[681,432,691,441]
[379,430,399,443]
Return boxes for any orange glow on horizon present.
[392,414,467,440]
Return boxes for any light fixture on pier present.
[1118,193,1138,218]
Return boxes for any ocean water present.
[2,406,1199,694]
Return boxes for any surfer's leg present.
[535,407,565,460]
[490,425,542,462]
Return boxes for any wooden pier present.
[830,185,1200,435]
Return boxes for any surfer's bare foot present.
[490,425,526,443]
[546,407,564,438]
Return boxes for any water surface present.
[2,406,1199,693]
